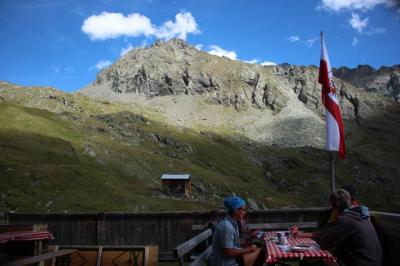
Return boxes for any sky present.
[0,0,399,92]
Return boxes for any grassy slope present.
[0,99,271,212]
[0,84,399,212]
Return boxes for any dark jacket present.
[318,206,382,266]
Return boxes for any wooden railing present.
[3,208,399,265]
[3,208,331,256]
[370,211,400,266]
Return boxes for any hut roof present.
[161,174,191,180]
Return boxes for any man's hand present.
[224,244,258,258]
[297,231,321,238]
[246,244,257,253]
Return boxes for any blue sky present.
[1,0,399,92]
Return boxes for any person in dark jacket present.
[318,189,382,266]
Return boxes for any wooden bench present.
[173,228,213,266]
[6,249,77,266]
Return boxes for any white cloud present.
[350,13,368,32]
[205,46,275,65]
[140,39,149,47]
[121,44,134,56]
[261,61,277,66]
[82,12,155,40]
[352,37,359,46]
[195,44,203,50]
[288,35,300,42]
[94,60,112,70]
[120,40,148,56]
[304,38,318,47]
[287,36,317,47]
[51,64,61,73]
[365,26,386,35]
[155,12,200,40]
[207,45,237,60]
[243,59,259,64]
[82,11,200,41]
[50,64,74,74]
[319,0,387,12]
[318,1,395,36]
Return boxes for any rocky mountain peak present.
[333,64,400,100]
[153,38,191,49]
[82,38,289,111]
[80,39,399,148]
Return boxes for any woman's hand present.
[250,228,260,238]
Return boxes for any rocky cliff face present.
[82,39,397,148]
[83,39,289,112]
[333,65,400,101]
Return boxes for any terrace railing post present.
[96,213,106,245]
[1,212,10,225]
[329,151,336,191]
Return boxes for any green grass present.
[1,85,399,213]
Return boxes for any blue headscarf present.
[224,196,245,211]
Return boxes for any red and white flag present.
[319,32,346,159]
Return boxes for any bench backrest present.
[188,245,212,266]
[174,228,212,266]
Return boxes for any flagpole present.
[320,31,324,52]
[329,151,336,191]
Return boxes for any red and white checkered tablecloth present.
[0,231,54,244]
[264,231,335,264]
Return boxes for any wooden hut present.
[161,174,192,196]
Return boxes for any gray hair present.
[330,188,351,211]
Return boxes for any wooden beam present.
[96,246,103,266]
[192,224,208,231]
[247,221,319,230]
[9,249,77,266]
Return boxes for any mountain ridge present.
[81,39,399,148]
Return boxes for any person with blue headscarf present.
[210,196,264,266]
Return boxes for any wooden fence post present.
[96,213,106,245]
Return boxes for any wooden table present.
[264,231,335,265]
[0,230,54,265]
[0,231,54,244]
